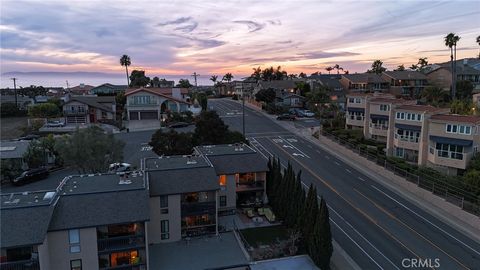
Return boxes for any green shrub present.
[1,102,27,117]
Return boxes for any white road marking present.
[286,138,298,143]
[324,155,330,159]
[282,145,294,149]
[292,153,306,157]
[278,136,310,158]
[141,146,153,151]
[358,177,366,182]
[346,169,352,174]
[370,185,480,256]
[334,161,340,166]
[272,139,284,143]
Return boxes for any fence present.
[319,130,480,217]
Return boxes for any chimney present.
[463,59,468,66]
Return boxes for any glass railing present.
[369,123,388,130]
[97,235,145,252]
[429,147,464,160]
[0,259,40,270]
[394,134,419,143]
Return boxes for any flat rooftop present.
[1,190,57,209]
[58,171,145,196]
[196,143,256,156]
[144,155,211,171]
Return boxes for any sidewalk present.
[241,100,480,243]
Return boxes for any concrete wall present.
[148,195,182,244]
[47,228,99,270]
[218,174,237,211]
[426,68,452,91]
[38,239,50,270]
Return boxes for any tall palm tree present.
[333,64,343,74]
[223,73,233,83]
[453,34,460,98]
[325,66,333,75]
[477,35,480,58]
[120,55,131,86]
[444,33,456,98]
[210,75,218,85]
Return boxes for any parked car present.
[301,110,315,117]
[168,122,190,128]
[276,113,296,121]
[12,167,49,186]
[109,162,131,173]
[46,120,65,127]
[17,134,41,141]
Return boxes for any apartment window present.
[70,259,82,270]
[348,98,355,103]
[435,143,463,160]
[416,114,422,121]
[395,147,405,158]
[219,175,226,186]
[446,124,472,135]
[220,196,227,207]
[380,104,390,111]
[161,220,169,240]
[69,229,80,253]
[160,195,168,214]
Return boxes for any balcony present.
[181,201,216,217]
[428,148,468,169]
[101,264,146,270]
[236,181,265,192]
[394,134,420,150]
[97,235,145,253]
[0,259,40,270]
[346,116,364,127]
[369,123,388,137]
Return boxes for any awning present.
[347,107,365,113]
[395,123,422,132]
[370,114,389,121]
[429,136,473,146]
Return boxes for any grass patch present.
[240,225,289,248]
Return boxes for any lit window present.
[70,259,82,270]
[219,175,226,186]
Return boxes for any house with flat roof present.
[340,73,389,93]
[381,71,428,97]
[196,144,268,214]
[63,96,116,124]
[1,172,150,270]
[144,155,219,243]
[90,84,127,95]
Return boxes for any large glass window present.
[161,220,169,240]
[446,124,472,135]
[219,175,226,186]
[110,250,139,266]
[69,229,80,253]
[70,259,82,270]
[237,173,255,185]
[435,143,464,160]
[160,196,168,214]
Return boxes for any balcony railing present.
[0,259,40,270]
[394,134,419,143]
[429,147,464,160]
[236,181,264,192]
[181,201,216,217]
[369,123,388,130]
[97,235,145,253]
[100,262,146,270]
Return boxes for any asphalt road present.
[210,98,480,270]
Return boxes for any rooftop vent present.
[43,192,56,200]
[186,155,197,165]
[234,143,244,151]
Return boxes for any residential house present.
[68,84,95,95]
[308,74,346,110]
[90,84,128,95]
[473,93,480,108]
[345,93,395,130]
[196,144,268,214]
[388,105,449,164]
[0,95,34,110]
[381,71,428,97]
[425,59,480,92]
[124,87,191,124]
[0,140,30,181]
[281,94,305,108]
[143,155,219,243]
[340,73,389,93]
[0,172,150,270]
[425,114,480,175]
[254,80,303,97]
[63,96,116,124]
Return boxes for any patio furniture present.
[257,208,265,215]
[264,208,276,222]
[247,209,255,218]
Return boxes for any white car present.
[109,163,131,173]
[46,120,65,127]
[301,110,315,117]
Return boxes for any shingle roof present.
[1,204,55,248]
[205,153,268,175]
[383,71,427,80]
[318,77,344,90]
[92,83,128,91]
[48,189,149,231]
[369,97,410,104]
[257,80,304,90]
[148,166,219,196]
[342,73,387,83]
[0,140,30,159]
[430,114,480,124]
[65,96,115,112]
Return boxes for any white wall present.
[148,195,181,243]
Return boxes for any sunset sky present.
[1,0,479,77]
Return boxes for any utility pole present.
[10,78,18,108]
[242,84,245,138]
[191,72,200,87]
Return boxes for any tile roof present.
[0,140,30,159]
[430,114,480,124]
[383,71,427,80]
[396,105,449,113]
[342,73,387,84]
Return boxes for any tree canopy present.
[129,70,150,87]
[150,129,194,156]
[255,88,276,103]
[456,80,474,100]
[176,79,192,88]
[55,127,125,173]
[28,103,60,118]
[367,60,387,74]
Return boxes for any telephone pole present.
[10,78,18,108]
[191,72,200,87]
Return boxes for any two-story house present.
[381,71,428,97]
[63,96,116,124]
[425,59,480,92]
[426,115,480,175]
[143,155,219,243]
[1,172,150,270]
[196,144,268,214]
[90,84,127,95]
[340,73,389,93]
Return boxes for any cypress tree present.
[294,171,306,229]
[301,184,319,248]
[308,206,322,267]
[266,158,273,199]
[318,197,333,270]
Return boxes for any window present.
[219,175,226,186]
[380,104,389,111]
[69,229,80,253]
[220,196,227,207]
[160,196,168,214]
[70,259,82,270]
[348,98,355,103]
[161,220,169,240]
[395,147,404,158]
[435,143,464,160]
[446,124,472,135]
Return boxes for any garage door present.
[129,111,139,120]
[140,111,158,120]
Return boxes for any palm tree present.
[477,35,480,58]
[333,64,343,74]
[223,73,233,83]
[444,33,457,98]
[120,55,131,86]
[325,66,333,75]
[422,85,447,106]
[210,75,218,85]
